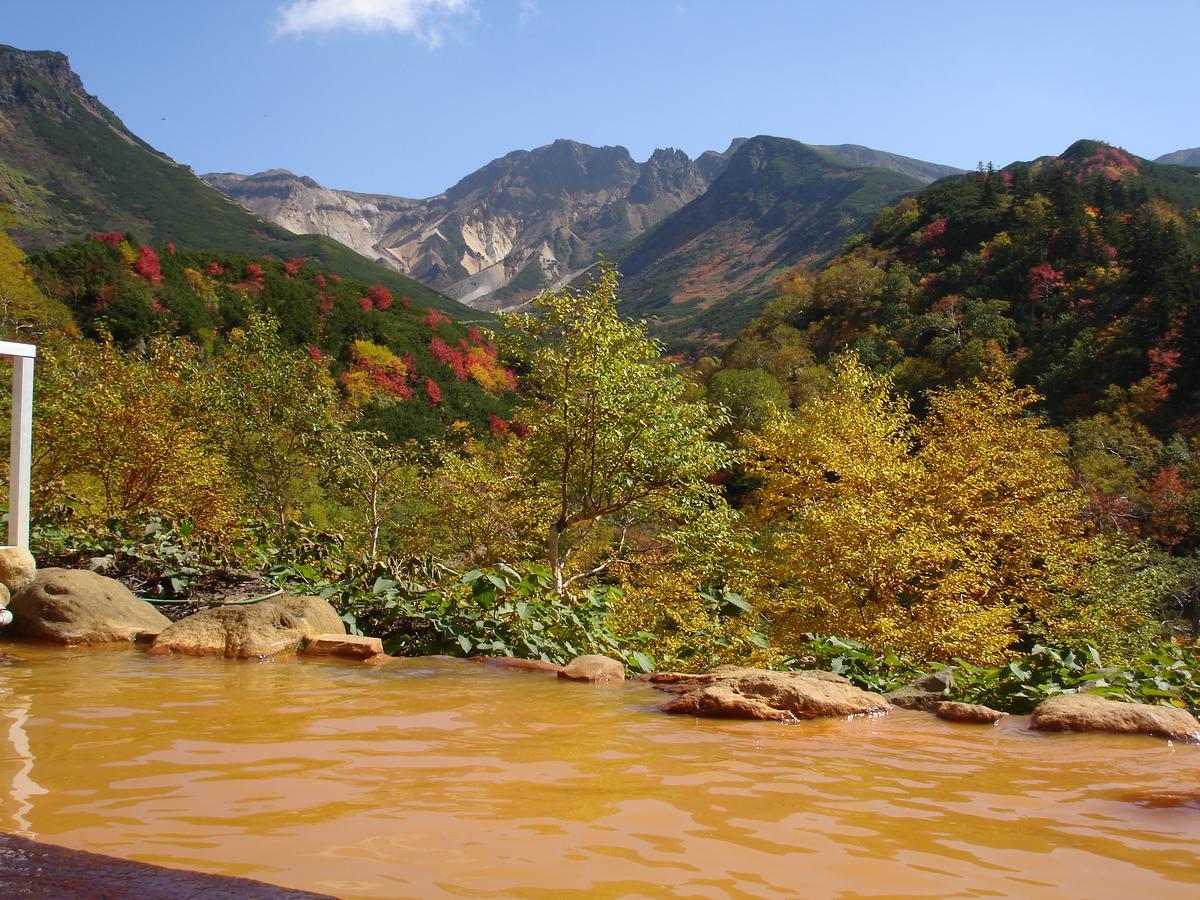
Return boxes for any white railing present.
[0,340,35,549]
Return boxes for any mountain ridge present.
[206,138,742,310]
[1157,147,1200,167]
[206,139,960,313]
[607,135,929,346]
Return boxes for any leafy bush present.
[29,513,270,601]
[612,558,769,673]
[783,634,1200,713]
[950,643,1200,714]
[278,560,648,670]
[777,634,920,693]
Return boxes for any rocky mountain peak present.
[208,134,960,313]
[0,44,105,119]
[210,138,740,308]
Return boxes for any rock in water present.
[8,568,169,643]
[0,547,37,594]
[301,633,385,661]
[660,669,889,721]
[1030,693,1200,741]
[477,657,563,675]
[885,670,955,710]
[151,595,344,659]
[931,701,1006,725]
[557,654,625,684]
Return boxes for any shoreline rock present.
[475,656,563,675]
[1030,692,1200,741]
[931,700,1006,725]
[0,547,37,594]
[301,633,385,662]
[151,595,344,659]
[885,670,955,711]
[657,668,890,721]
[558,654,625,684]
[7,568,169,644]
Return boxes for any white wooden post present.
[0,340,36,549]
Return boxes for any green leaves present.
[318,561,642,668]
[791,635,1200,714]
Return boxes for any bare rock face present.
[659,668,889,721]
[206,139,738,312]
[151,596,344,659]
[931,701,1006,725]
[1030,693,1200,741]
[0,547,37,594]
[301,633,384,661]
[8,568,169,643]
[557,654,625,684]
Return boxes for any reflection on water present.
[0,641,1198,898]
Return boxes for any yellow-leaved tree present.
[499,265,738,593]
[746,354,1101,663]
[34,335,237,531]
[0,228,75,340]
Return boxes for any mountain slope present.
[612,136,927,346]
[727,139,1200,423]
[0,44,474,318]
[1157,147,1200,167]
[809,144,963,183]
[25,233,515,440]
[207,139,743,310]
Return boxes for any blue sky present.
[3,1,1195,197]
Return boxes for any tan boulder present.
[0,547,37,594]
[1030,692,1200,741]
[477,656,563,675]
[8,568,169,644]
[557,654,625,684]
[151,595,344,659]
[647,666,849,695]
[301,633,384,661]
[660,668,889,721]
[931,701,1006,725]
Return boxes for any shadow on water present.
[0,831,329,897]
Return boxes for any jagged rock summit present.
[206,139,746,311]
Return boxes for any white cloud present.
[518,0,538,25]
[275,0,475,46]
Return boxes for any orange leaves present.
[342,339,412,404]
[429,330,515,394]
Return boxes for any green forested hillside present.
[722,140,1200,551]
[0,44,475,319]
[26,233,514,440]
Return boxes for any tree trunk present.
[548,522,564,594]
[368,486,379,560]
